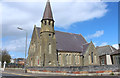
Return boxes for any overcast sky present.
[0,0,119,58]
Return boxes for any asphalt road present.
[2,72,120,78]
[2,72,22,76]
[1,70,120,78]
[1,76,120,78]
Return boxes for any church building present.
[27,0,118,67]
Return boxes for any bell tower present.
[40,0,58,66]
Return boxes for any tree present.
[0,49,11,64]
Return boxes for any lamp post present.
[17,27,27,73]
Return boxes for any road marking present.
[2,72,31,76]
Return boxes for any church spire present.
[42,0,53,20]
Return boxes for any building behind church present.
[27,0,120,67]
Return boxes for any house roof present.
[96,45,117,56]
[110,49,120,55]
[36,27,87,52]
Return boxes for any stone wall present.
[27,65,120,72]
[5,68,24,73]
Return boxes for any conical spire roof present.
[42,0,53,20]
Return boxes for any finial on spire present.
[47,0,50,2]
[42,0,53,20]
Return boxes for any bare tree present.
[0,49,11,64]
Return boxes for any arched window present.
[118,57,120,64]
[33,44,35,52]
[31,58,33,66]
[49,20,51,25]
[48,43,52,54]
[45,20,47,25]
[77,55,79,64]
[94,55,96,64]
[89,54,91,64]
[40,45,41,54]
[73,54,75,65]
[58,54,61,65]
[91,52,93,63]
[66,54,69,64]
[69,54,71,64]
[48,61,51,65]
[75,55,77,64]
[36,56,39,65]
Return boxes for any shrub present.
[110,72,114,75]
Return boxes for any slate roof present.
[36,27,87,52]
[110,46,117,51]
[110,49,120,55]
[42,0,53,20]
[96,45,117,56]
[55,31,87,52]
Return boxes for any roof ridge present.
[79,34,88,43]
[110,45,117,50]
[83,42,90,45]
[36,27,86,39]
[109,45,114,52]
[36,27,87,38]
[36,27,81,36]
[109,45,117,52]
[97,45,109,48]
[55,30,82,36]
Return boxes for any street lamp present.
[17,27,27,73]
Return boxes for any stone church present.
[27,0,119,67]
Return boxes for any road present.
[1,70,64,76]
[1,70,120,78]
[2,72,30,76]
